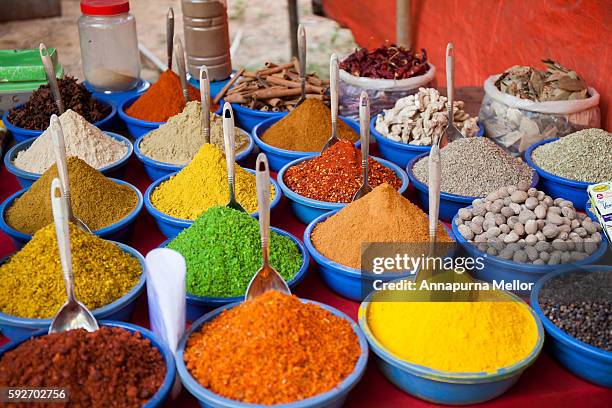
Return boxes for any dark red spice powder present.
[283,140,402,202]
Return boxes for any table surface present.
[0,153,610,408]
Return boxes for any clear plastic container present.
[78,0,140,92]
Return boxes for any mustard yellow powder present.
[366,299,539,373]
[151,144,274,219]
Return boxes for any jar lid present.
[81,0,130,15]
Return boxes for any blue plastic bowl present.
[176,299,369,408]
[406,152,539,222]
[134,127,255,182]
[231,102,288,132]
[525,138,594,211]
[0,242,146,340]
[118,96,166,138]
[251,116,361,172]
[160,227,310,322]
[369,116,484,168]
[585,201,598,222]
[530,265,612,387]
[188,72,234,99]
[358,287,544,405]
[278,156,409,225]
[3,99,117,143]
[0,178,143,249]
[4,131,133,189]
[451,210,608,294]
[303,210,454,301]
[0,320,175,408]
[144,169,282,239]
[83,78,151,106]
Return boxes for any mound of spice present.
[340,44,429,79]
[184,290,361,404]
[284,140,401,203]
[312,184,451,269]
[126,70,200,122]
[456,183,603,265]
[413,137,534,197]
[13,109,128,174]
[0,326,166,407]
[367,293,539,372]
[139,101,248,165]
[6,157,138,235]
[539,269,611,351]
[168,206,302,297]
[531,128,612,183]
[151,144,273,219]
[0,223,141,318]
[7,76,110,130]
[261,99,358,151]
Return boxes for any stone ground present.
[0,0,357,82]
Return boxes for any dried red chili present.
[340,43,429,80]
[283,139,402,202]
[184,291,361,405]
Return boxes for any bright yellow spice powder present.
[151,144,274,219]
[0,223,141,319]
[366,298,539,373]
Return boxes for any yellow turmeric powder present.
[151,144,274,219]
[365,295,540,373]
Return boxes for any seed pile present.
[531,128,612,183]
[7,157,138,235]
[456,183,603,265]
[284,140,401,203]
[151,144,273,219]
[413,137,534,197]
[184,291,361,405]
[539,269,611,351]
[13,109,128,174]
[261,99,358,151]
[168,207,302,297]
[7,76,110,130]
[0,327,166,407]
[0,223,141,318]
[139,101,248,165]
[312,184,451,269]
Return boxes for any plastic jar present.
[78,0,140,92]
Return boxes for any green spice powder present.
[167,206,302,297]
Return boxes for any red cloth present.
[0,158,610,407]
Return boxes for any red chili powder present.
[184,290,361,405]
[126,70,201,122]
[283,139,402,202]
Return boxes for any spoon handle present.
[297,24,306,98]
[359,91,370,185]
[166,7,174,70]
[256,154,270,265]
[200,65,211,144]
[39,43,63,114]
[330,53,339,139]
[446,43,454,130]
[50,115,75,222]
[428,144,441,243]
[222,103,237,202]
[50,178,76,302]
[174,36,189,104]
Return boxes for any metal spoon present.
[48,178,99,334]
[295,24,307,106]
[174,36,189,104]
[222,103,247,213]
[441,43,462,146]
[352,92,373,201]
[321,53,340,152]
[50,115,92,233]
[166,7,174,71]
[200,65,211,144]
[245,153,290,301]
[39,43,63,114]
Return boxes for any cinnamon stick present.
[213,67,245,104]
